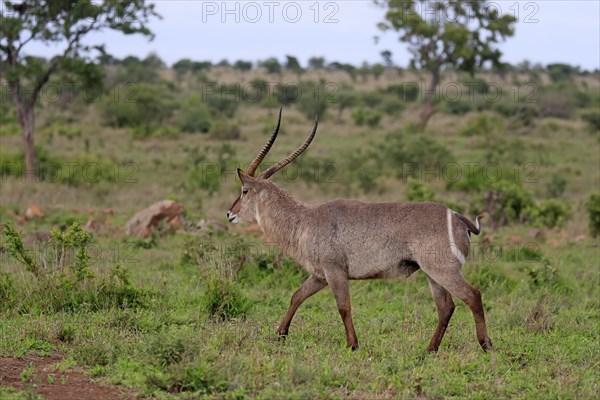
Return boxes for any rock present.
[85,217,107,235]
[125,200,183,238]
[24,204,44,220]
[527,229,546,240]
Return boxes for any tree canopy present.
[377,0,516,129]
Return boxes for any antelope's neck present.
[256,188,308,251]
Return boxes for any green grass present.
[1,225,598,399]
[0,67,599,398]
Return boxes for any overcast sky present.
[22,1,600,70]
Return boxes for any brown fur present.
[227,116,492,352]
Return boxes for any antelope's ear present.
[237,168,257,188]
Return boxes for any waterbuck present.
[227,109,493,352]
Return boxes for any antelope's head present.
[227,108,318,224]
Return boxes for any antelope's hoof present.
[276,329,288,341]
[348,342,359,351]
[481,339,493,352]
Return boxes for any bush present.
[581,110,600,131]
[493,100,538,127]
[297,81,329,120]
[460,113,506,136]
[588,193,600,237]
[351,107,381,127]
[482,180,535,226]
[102,83,175,132]
[2,222,151,314]
[206,84,240,117]
[405,179,435,202]
[546,173,567,197]
[383,83,419,102]
[442,98,475,115]
[379,126,454,179]
[461,77,489,94]
[210,121,241,140]
[527,199,572,229]
[378,96,405,116]
[202,274,252,321]
[538,83,577,119]
[178,94,212,133]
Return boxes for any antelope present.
[227,109,493,352]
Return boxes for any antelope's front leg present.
[277,275,327,337]
[323,268,359,350]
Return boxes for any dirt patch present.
[0,354,141,400]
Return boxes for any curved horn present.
[259,116,318,180]
[247,107,282,176]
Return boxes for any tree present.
[260,57,281,74]
[1,0,159,172]
[377,0,516,130]
[380,50,394,67]
[285,55,304,76]
[308,56,325,69]
[233,60,252,71]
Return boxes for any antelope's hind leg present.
[422,266,493,352]
[277,275,327,338]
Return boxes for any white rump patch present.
[447,209,465,265]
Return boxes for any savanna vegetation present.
[1,53,598,399]
[1,2,599,398]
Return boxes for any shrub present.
[461,77,489,94]
[527,199,572,229]
[334,88,359,118]
[351,107,366,125]
[202,274,251,321]
[210,121,241,140]
[206,85,240,117]
[178,94,212,133]
[379,126,454,179]
[383,83,419,102]
[460,113,506,136]
[405,179,435,202]
[297,81,328,120]
[546,173,567,197]
[442,98,475,115]
[538,83,577,119]
[2,222,151,314]
[493,100,538,127]
[378,96,405,116]
[581,110,600,131]
[360,91,383,108]
[482,180,535,226]
[102,83,175,132]
[351,107,382,127]
[588,193,600,237]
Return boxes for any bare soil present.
[0,354,141,400]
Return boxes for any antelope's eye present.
[242,188,249,195]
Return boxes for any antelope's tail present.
[456,213,484,235]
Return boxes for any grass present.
[0,224,598,399]
[0,67,599,398]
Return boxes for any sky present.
[19,0,600,70]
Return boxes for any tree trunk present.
[419,68,441,131]
[22,118,36,174]
[9,82,37,174]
